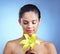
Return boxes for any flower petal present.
[31,34,36,40]
[35,40,40,45]
[30,43,35,50]
[19,40,29,44]
[24,34,29,39]
[22,44,29,50]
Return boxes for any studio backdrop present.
[0,0,60,54]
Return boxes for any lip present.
[27,29,33,33]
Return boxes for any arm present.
[3,41,13,54]
[48,42,57,54]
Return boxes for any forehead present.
[21,11,39,21]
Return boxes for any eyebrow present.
[22,19,37,22]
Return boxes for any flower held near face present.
[19,34,40,51]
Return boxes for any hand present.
[25,48,37,54]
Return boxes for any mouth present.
[27,29,33,33]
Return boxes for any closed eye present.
[32,20,37,24]
[23,20,28,25]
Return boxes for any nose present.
[28,22,33,28]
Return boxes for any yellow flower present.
[19,34,40,51]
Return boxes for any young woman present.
[3,4,57,54]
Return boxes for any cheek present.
[34,25,38,30]
[21,24,27,30]
[34,23,39,30]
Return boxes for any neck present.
[22,33,38,39]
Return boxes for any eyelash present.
[23,22,28,24]
[23,22,36,25]
[32,22,36,24]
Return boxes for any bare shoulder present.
[3,38,22,54]
[38,39,57,54]
[43,41,57,54]
[44,41,56,50]
[39,40,56,49]
[5,38,22,48]
[3,40,14,54]
[5,39,17,48]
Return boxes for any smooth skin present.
[3,11,57,54]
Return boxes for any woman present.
[3,4,57,54]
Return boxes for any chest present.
[13,44,49,54]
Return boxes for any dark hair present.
[19,4,41,20]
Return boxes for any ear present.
[18,19,21,25]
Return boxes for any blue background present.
[0,0,60,54]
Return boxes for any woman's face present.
[19,11,40,36]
